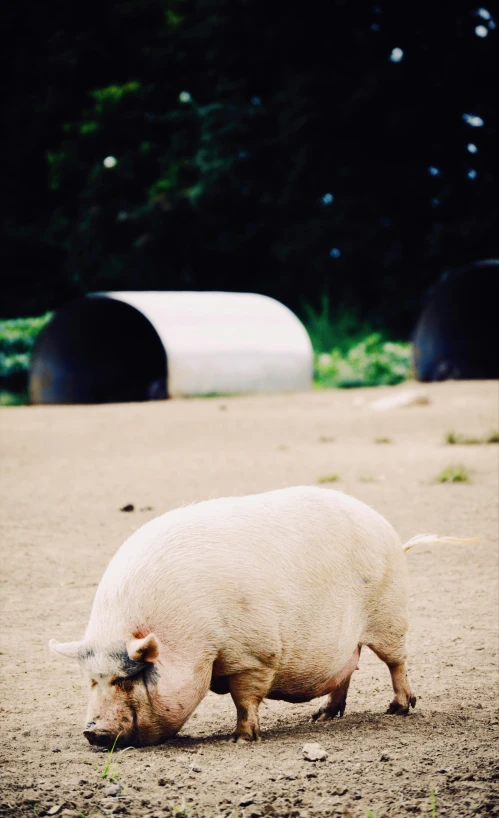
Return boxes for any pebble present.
[104,784,123,797]
[380,753,391,761]
[190,764,202,773]
[47,806,64,816]
[239,792,256,806]
[302,742,328,762]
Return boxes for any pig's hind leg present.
[312,645,361,722]
[228,667,275,743]
[312,676,351,722]
[368,640,417,715]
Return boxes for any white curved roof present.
[97,291,313,396]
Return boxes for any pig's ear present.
[127,634,160,663]
[49,639,84,660]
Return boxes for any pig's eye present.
[113,677,134,692]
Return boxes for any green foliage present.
[303,297,377,355]
[0,390,28,406]
[314,333,412,389]
[0,314,52,380]
[2,0,497,323]
[318,474,340,484]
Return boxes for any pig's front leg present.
[228,668,275,743]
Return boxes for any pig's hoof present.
[231,728,261,744]
[231,733,261,744]
[386,695,417,716]
[312,700,346,722]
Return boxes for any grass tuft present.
[430,788,438,817]
[437,464,470,483]
[486,430,499,444]
[84,733,121,782]
[374,436,392,444]
[445,431,482,445]
[318,474,340,484]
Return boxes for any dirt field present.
[1,380,498,818]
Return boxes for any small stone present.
[354,790,362,800]
[120,504,135,512]
[240,793,256,806]
[47,807,64,816]
[331,786,348,796]
[190,764,202,773]
[104,784,123,797]
[82,791,94,799]
[302,742,328,762]
[380,753,391,761]
[52,748,61,753]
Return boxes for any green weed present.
[445,431,481,445]
[84,733,121,781]
[486,430,499,443]
[437,464,470,483]
[318,474,340,483]
[430,788,437,816]
[374,436,392,444]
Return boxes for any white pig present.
[50,486,474,746]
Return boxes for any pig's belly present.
[267,646,360,703]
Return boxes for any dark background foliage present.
[2,0,497,331]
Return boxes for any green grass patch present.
[445,430,499,445]
[0,313,53,375]
[0,390,28,406]
[437,464,470,483]
[303,299,412,389]
[318,473,340,484]
[0,313,53,404]
[313,334,412,388]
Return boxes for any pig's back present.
[89,486,403,657]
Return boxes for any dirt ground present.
[1,380,498,818]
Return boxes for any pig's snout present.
[83,724,117,748]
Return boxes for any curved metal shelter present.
[29,291,313,404]
[413,260,499,382]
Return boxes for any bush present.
[313,333,413,389]
[0,313,53,385]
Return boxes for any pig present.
[49,486,475,747]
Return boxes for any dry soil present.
[0,380,498,818]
